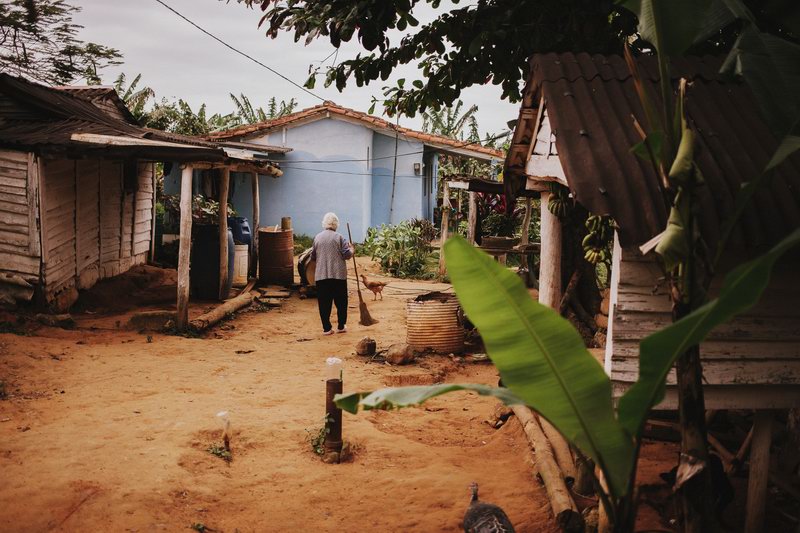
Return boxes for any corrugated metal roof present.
[0,74,285,167]
[209,101,505,160]
[505,52,800,248]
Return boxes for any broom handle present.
[346,223,365,302]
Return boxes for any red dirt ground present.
[0,262,558,533]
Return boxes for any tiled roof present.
[506,52,800,248]
[208,101,505,160]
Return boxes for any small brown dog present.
[360,274,388,300]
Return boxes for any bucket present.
[190,225,235,300]
[232,244,249,287]
[406,292,465,354]
[259,228,294,286]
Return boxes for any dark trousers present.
[317,278,348,331]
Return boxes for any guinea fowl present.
[360,274,388,300]
[463,482,515,533]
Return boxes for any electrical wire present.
[153,0,325,102]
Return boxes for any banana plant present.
[336,230,799,529]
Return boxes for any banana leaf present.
[337,236,635,499]
[618,228,800,437]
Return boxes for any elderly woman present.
[311,212,355,335]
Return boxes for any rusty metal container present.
[406,292,465,354]
[258,228,294,286]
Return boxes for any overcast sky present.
[71,0,520,137]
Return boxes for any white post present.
[176,165,194,330]
[466,191,477,245]
[250,172,260,278]
[538,191,562,308]
[218,168,230,300]
[438,180,450,276]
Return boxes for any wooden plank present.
[0,201,32,216]
[0,173,27,187]
[613,339,800,360]
[0,150,30,164]
[219,168,230,300]
[250,172,259,278]
[614,311,800,341]
[0,241,28,255]
[149,164,157,263]
[0,251,40,276]
[611,357,800,386]
[176,165,193,330]
[744,411,772,533]
[0,186,27,202]
[538,191,562,308]
[0,210,29,227]
[466,191,477,245]
[26,154,40,259]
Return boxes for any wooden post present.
[438,180,450,276]
[538,191,562,308]
[250,172,260,278]
[176,165,193,331]
[745,411,773,533]
[520,197,532,268]
[466,191,477,245]
[218,168,230,300]
[149,163,157,263]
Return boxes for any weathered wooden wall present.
[608,246,800,409]
[0,150,41,305]
[38,158,156,310]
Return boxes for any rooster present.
[360,274,388,300]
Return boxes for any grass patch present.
[207,444,232,462]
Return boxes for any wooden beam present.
[218,168,230,300]
[520,197,532,268]
[466,191,477,245]
[250,172,259,278]
[539,191,562,308]
[149,163,157,263]
[438,180,450,276]
[745,410,773,533]
[176,165,193,330]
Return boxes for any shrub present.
[293,233,313,255]
[362,220,434,278]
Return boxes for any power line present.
[153,0,325,102]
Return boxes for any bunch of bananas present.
[582,214,613,265]
[547,183,571,218]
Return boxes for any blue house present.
[207,102,503,241]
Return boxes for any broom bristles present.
[359,300,377,326]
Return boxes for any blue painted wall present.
[163,117,447,242]
[370,133,425,227]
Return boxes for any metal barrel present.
[406,293,465,354]
[258,228,294,286]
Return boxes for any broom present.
[346,223,377,326]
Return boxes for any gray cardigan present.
[311,229,353,281]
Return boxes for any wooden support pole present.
[466,191,477,245]
[512,405,584,532]
[218,168,230,301]
[540,418,578,483]
[745,410,773,533]
[149,163,157,263]
[250,172,259,278]
[539,191,562,308]
[176,165,193,331]
[520,197,532,268]
[438,180,450,276]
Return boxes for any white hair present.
[322,212,339,230]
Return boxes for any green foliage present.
[239,0,637,116]
[0,0,122,85]
[293,233,314,255]
[305,416,331,455]
[481,211,517,237]
[361,220,435,278]
[207,444,232,462]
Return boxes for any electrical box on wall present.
[413,162,422,175]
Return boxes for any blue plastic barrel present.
[228,217,252,246]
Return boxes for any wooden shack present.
[504,52,800,528]
[0,74,283,315]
